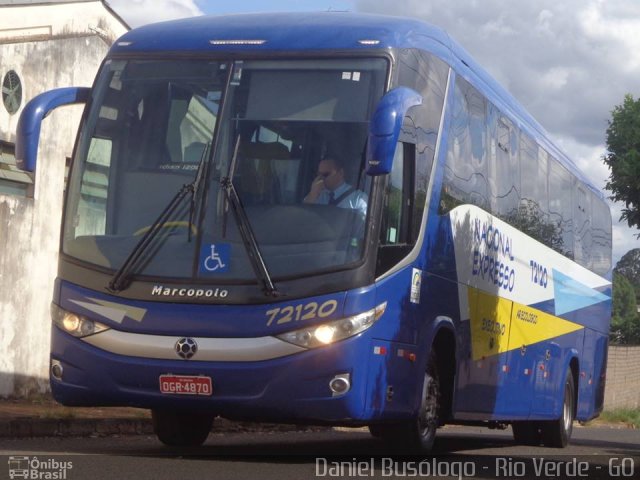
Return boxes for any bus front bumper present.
[49,326,421,425]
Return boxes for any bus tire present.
[371,352,440,453]
[511,421,541,446]
[152,409,214,447]
[413,355,440,452]
[541,370,575,448]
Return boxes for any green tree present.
[611,272,640,344]
[615,248,640,302]
[604,94,640,235]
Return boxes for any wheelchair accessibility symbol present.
[200,243,230,274]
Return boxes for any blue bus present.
[17,13,612,450]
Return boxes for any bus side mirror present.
[366,87,422,176]
[16,87,91,172]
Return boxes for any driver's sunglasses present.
[317,171,335,179]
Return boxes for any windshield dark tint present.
[63,58,387,282]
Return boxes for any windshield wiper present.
[221,135,280,297]
[107,144,211,293]
[188,143,212,241]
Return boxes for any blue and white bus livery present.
[17,13,612,451]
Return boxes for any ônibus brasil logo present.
[8,456,72,479]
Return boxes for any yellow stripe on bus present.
[469,288,583,361]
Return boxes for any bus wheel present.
[511,421,541,446]
[152,409,214,447]
[541,370,575,448]
[370,353,440,453]
[414,357,440,452]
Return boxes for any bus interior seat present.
[236,142,290,205]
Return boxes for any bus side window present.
[590,192,612,275]
[492,115,520,218]
[548,159,574,258]
[75,137,111,237]
[573,184,592,269]
[377,142,416,275]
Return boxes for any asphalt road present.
[1,425,638,480]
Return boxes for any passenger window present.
[591,194,612,274]
[491,115,520,217]
[574,185,592,269]
[536,148,549,214]
[441,76,489,213]
[548,160,574,257]
[520,134,547,213]
[516,135,551,244]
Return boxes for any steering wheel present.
[133,221,198,237]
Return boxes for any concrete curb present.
[0,418,154,438]
[0,417,333,438]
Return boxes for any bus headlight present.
[276,302,386,349]
[51,303,110,338]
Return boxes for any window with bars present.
[0,140,34,197]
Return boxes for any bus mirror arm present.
[16,87,91,172]
[366,87,422,176]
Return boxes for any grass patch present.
[598,409,640,428]
[41,408,76,420]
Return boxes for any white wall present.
[0,1,127,397]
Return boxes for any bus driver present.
[303,157,367,218]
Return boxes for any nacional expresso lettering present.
[471,219,516,292]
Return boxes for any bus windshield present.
[62,58,388,284]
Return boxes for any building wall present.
[0,1,127,397]
[604,345,640,410]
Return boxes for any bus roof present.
[111,12,599,196]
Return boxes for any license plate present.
[159,374,213,396]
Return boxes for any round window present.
[2,70,23,115]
